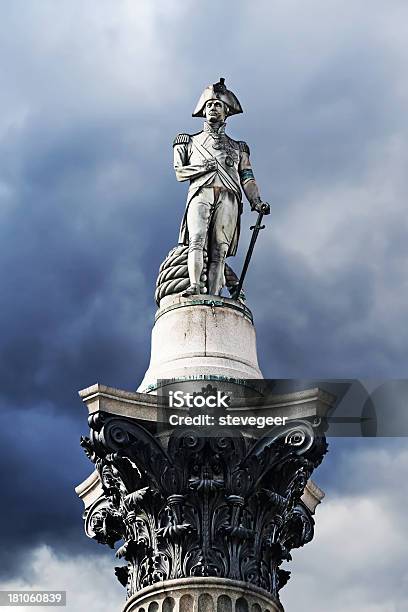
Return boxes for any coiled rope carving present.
[155,245,242,306]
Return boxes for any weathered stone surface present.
[76,470,323,520]
[138,295,262,393]
[174,78,270,297]
[123,577,282,612]
[76,389,329,607]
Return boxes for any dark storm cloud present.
[1,1,408,605]
[0,111,155,406]
[1,0,407,410]
[0,405,100,578]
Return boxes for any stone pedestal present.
[138,295,262,393]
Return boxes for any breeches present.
[186,187,238,261]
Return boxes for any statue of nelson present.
[173,78,270,297]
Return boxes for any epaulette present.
[238,141,250,155]
[173,133,190,146]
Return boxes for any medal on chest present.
[211,136,238,166]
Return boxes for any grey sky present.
[1,1,407,610]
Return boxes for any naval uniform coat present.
[173,124,255,257]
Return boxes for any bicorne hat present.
[192,78,243,117]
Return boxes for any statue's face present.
[205,99,227,123]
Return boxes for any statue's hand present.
[252,200,270,215]
[204,158,217,172]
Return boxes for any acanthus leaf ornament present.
[79,411,327,602]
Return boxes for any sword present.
[232,208,268,300]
